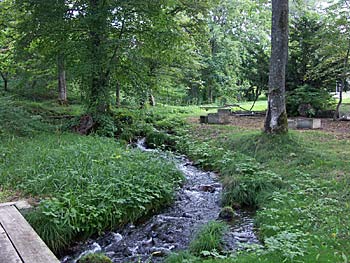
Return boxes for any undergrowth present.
[0,96,51,137]
[0,134,183,253]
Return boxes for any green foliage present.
[145,130,176,150]
[222,169,283,207]
[286,84,334,116]
[189,221,228,256]
[0,96,51,137]
[77,253,112,263]
[287,12,325,91]
[0,134,183,252]
[165,251,199,263]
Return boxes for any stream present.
[61,139,259,263]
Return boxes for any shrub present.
[286,85,334,117]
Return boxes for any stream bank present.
[61,139,259,263]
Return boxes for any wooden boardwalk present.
[0,202,60,263]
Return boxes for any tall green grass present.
[189,221,228,256]
[0,133,183,253]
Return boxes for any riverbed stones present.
[198,184,216,193]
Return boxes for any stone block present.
[218,109,231,116]
[207,113,230,124]
[207,113,220,124]
[296,118,321,129]
[288,119,297,129]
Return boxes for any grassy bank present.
[2,95,349,262]
[0,97,185,253]
[166,124,350,262]
[0,133,183,253]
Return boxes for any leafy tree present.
[0,0,17,92]
[15,0,215,111]
[323,0,350,119]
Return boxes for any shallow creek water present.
[61,139,259,263]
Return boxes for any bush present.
[286,85,334,117]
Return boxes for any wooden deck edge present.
[0,200,32,210]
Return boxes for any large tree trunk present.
[334,38,350,120]
[88,0,109,113]
[264,0,289,134]
[0,71,8,92]
[58,54,67,104]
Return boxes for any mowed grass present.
[0,133,183,253]
[167,123,350,262]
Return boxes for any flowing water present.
[61,139,259,263]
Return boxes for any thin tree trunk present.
[58,54,67,105]
[334,38,350,120]
[0,71,8,92]
[249,86,262,112]
[264,0,289,133]
[116,81,121,107]
[149,93,155,106]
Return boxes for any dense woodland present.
[1,1,350,263]
[1,0,349,112]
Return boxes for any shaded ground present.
[189,115,350,139]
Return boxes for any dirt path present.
[189,116,350,139]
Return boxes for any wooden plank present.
[0,201,17,207]
[0,206,59,263]
[0,224,23,263]
[0,201,31,209]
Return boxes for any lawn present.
[165,122,350,262]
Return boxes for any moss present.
[77,253,112,263]
[218,206,236,221]
[276,111,288,133]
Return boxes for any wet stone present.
[198,185,216,193]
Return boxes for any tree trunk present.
[334,38,350,120]
[264,0,289,134]
[116,81,121,107]
[0,71,8,92]
[149,93,156,106]
[88,0,109,113]
[58,54,67,105]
